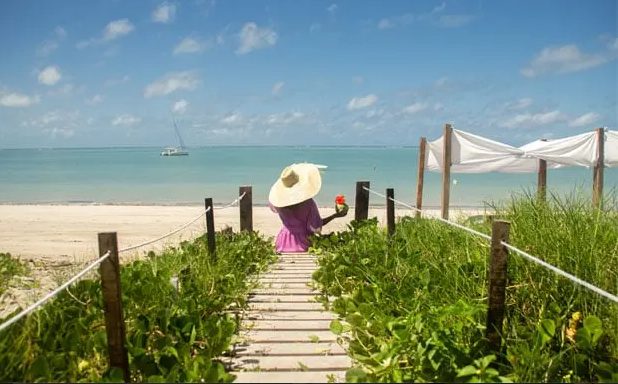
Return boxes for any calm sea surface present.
[0,147,616,207]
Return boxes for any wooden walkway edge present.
[228,253,350,383]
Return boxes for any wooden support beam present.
[593,127,605,208]
[205,198,216,258]
[537,139,548,202]
[441,124,452,220]
[239,186,253,232]
[416,137,426,218]
[486,220,510,353]
[354,181,370,221]
[386,188,395,237]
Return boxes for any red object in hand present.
[335,195,346,205]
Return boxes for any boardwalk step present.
[257,282,314,289]
[244,311,334,320]
[233,341,346,356]
[248,294,318,303]
[249,302,324,311]
[245,319,332,330]
[233,370,346,383]
[243,330,337,343]
[232,355,351,371]
[252,288,316,295]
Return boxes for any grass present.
[0,253,30,296]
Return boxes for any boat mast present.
[173,119,186,150]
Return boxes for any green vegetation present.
[311,193,618,382]
[0,252,30,296]
[0,231,277,382]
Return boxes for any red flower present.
[335,195,346,205]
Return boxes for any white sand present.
[0,204,485,262]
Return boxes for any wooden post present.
[97,232,130,382]
[386,188,395,236]
[537,139,548,202]
[593,128,605,208]
[355,181,370,221]
[204,198,216,258]
[486,220,510,353]
[441,124,452,220]
[239,186,253,232]
[416,137,427,219]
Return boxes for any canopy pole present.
[441,124,452,220]
[592,127,605,208]
[415,137,427,218]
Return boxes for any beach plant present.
[311,192,618,382]
[0,231,277,382]
[0,252,30,296]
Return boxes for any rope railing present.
[0,250,112,333]
[362,185,618,304]
[214,192,246,210]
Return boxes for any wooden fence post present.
[593,127,605,208]
[416,137,426,218]
[239,186,253,232]
[204,198,216,258]
[98,232,130,382]
[486,220,510,353]
[355,181,370,221]
[386,188,395,236]
[537,139,548,202]
[441,124,452,220]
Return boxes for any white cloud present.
[521,44,607,77]
[36,26,67,56]
[103,19,135,41]
[437,14,475,28]
[23,110,80,138]
[265,112,304,125]
[377,18,394,29]
[376,14,415,30]
[505,98,533,110]
[402,102,428,114]
[352,76,365,85]
[432,2,446,13]
[501,110,564,128]
[221,113,243,125]
[172,99,188,114]
[569,112,600,127]
[112,114,141,126]
[152,2,176,24]
[173,37,209,54]
[347,94,378,110]
[38,66,61,86]
[144,71,199,98]
[0,92,40,107]
[309,23,322,33]
[104,75,130,87]
[433,103,444,111]
[236,22,278,55]
[86,94,104,105]
[327,4,338,14]
[609,37,618,51]
[272,81,285,96]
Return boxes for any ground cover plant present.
[311,192,618,382]
[0,231,277,382]
[0,252,30,296]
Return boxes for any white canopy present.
[426,128,617,173]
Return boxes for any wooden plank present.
[257,282,314,289]
[487,220,510,352]
[245,319,333,330]
[233,370,346,383]
[239,186,253,232]
[232,355,351,371]
[593,127,605,207]
[249,302,324,311]
[248,294,318,303]
[416,137,427,218]
[244,311,335,321]
[232,341,345,356]
[243,330,337,343]
[441,124,452,220]
[259,278,313,284]
[252,288,317,295]
[354,181,370,221]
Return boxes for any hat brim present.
[269,163,322,208]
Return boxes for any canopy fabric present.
[425,128,615,173]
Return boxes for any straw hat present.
[269,163,322,208]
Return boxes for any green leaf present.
[330,319,344,335]
[457,365,478,377]
[146,375,166,382]
[583,315,603,345]
[346,367,368,383]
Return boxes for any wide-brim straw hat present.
[269,163,322,208]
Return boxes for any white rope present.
[214,192,246,210]
[362,186,617,303]
[0,251,112,333]
[501,242,618,303]
[119,207,209,253]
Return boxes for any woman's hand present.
[335,204,349,218]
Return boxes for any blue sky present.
[0,0,616,148]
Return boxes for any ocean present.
[0,146,616,208]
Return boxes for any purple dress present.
[270,199,322,253]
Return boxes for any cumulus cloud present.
[144,71,199,98]
[272,81,285,96]
[327,4,338,14]
[0,92,40,107]
[402,102,428,114]
[152,2,176,24]
[22,110,80,138]
[220,113,243,125]
[501,110,564,129]
[172,99,188,114]
[36,26,67,56]
[236,22,278,55]
[77,19,135,48]
[86,94,104,105]
[173,37,209,54]
[521,44,607,77]
[265,112,304,125]
[112,114,142,126]
[347,94,378,110]
[38,66,62,86]
[569,112,600,128]
[505,98,533,110]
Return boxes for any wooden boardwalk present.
[229,253,350,383]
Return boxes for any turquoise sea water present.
[0,147,616,208]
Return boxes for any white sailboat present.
[161,120,189,156]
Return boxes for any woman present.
[269,163,348,253]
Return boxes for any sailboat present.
[161,119,189,156]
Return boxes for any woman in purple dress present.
[269,163,348,253]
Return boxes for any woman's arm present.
[321,205,348,226]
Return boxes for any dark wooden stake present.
[593,127,605,208]
[204,198,216,258]
[486,220,510,353]
[98,232,130,383]
[416,137,427,219]
[239,186,253,232]
[441,124,452,220]
[355,181,370,221]
[386,188,395,237]
[537,139,548,202]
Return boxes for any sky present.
[0,0,616,148]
